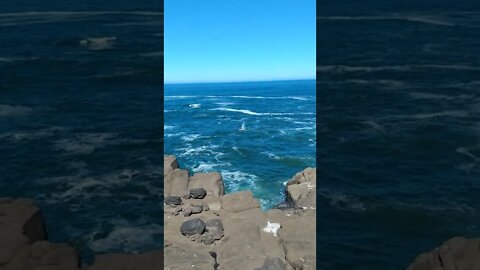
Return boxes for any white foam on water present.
[177,144,221,158]
[316,14,455,26]
[317,64,480,73]
[0,104,32,117]
[0,11,163,26]
[54,133,116,155]
[215,102,234,106]
[210,107,295,116]
[164,95,197,99]
[239,122,246,131]
[192,162,216,172]
[79,37,116,51]
[221,170,258,191]
[261,151,280,160]
[230,95,310,101]
[456,145,480,162]
[164,125,174,130]
[0,127,65,142]
[189,103,201,109]
[181,134,201,142]
[320,191,367,213]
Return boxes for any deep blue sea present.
[0,0,163,262]
[164,80,316,209]
[318,1,480,269]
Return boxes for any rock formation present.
[407,236,480,270]
[0,155,317,270]
[0,197,163,270]
[163,155,317,270]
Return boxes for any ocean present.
[0,0,163,262]
[317,1,480,269]
[164,80,316,209]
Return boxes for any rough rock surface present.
[286,167,316,209]
[0,197,163,270]
[222,191,260,213]
[165,169,190,198]
[165,196,182,206]
[407,237,480,270]
[189,172,224,198]
[86,250,163,270]
[0,198,49,267]
[190,188,207,199]
[164,156,317,270]
[180,218,206,236]
[164,155,179,177]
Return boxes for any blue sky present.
[165,0,315,84]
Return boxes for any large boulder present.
[0,198,48,265]
[180,218,206,236]
[86,250,163,270]
[286,168,316,209]
[164,169,190,198]
[221,191,260,213]
[5,241,80,270]
[189,172,224,198]
[164,155,179,177]
[407,237,480,270]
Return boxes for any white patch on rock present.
[263,221,281,237]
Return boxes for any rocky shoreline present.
[0,197,163,270]
[163,155,317,270]
[1,156,478,269]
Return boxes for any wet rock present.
[189,172,224,197]
[180,218,206,236]
[254,256,286,270]
[164,196,182,206]
[206,219,224,240]
[407,236,480,270]
[222,190,260,213]
[190,188,207,199]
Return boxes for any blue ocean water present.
[318,2,480,269]
[164,80,316,209]
[0,1,163,262]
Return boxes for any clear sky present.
[164,0,315,84]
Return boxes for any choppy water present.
[0,1,163,262]
[164,80,316,209]
[318,2,480,269]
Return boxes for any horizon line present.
[164,77,316,85]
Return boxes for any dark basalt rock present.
[180,218,206,236]
[190,188,207,199]
[165,196,182,206]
